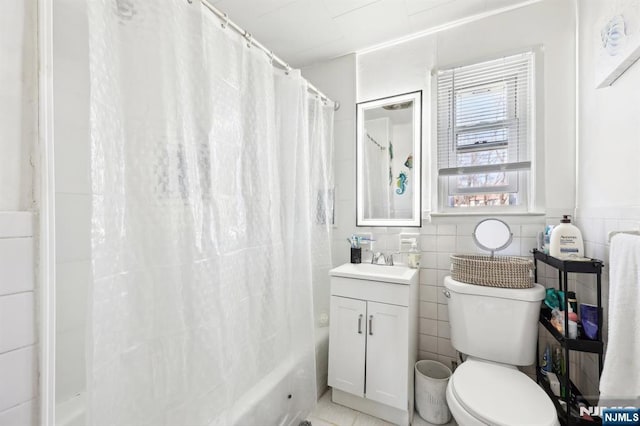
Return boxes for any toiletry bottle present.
[549,215,584,259]
[567,305,578,339]
[408,241,421,269]
[543,225,554,254]
[567,291,578,313]
[541,344,551,376]
[553,347,566,396]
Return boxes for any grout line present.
[0,290,35,298]
[0,343,37,357]
[0,398,37,415]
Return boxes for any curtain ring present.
[245,31,253,48]
[221,13,229,29]
[285,65,292,75]
[268,51,274,65]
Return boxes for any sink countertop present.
[329,263,418,285]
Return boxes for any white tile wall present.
[0,212,36,424]
[413,217,546,368]
[0,400,36,426]
[0,293,35,353]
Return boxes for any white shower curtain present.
[87,1,332,425]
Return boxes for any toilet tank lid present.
[444,276,545,302]
[451,359,558,426]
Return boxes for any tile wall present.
[361,215,547,372]
[0,212,37,425]
[570,209,640,400]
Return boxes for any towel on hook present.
[599,234,640,406]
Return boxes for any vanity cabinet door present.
[365,301,408,410]
[328,296,367,397]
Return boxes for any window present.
[436,52,534,209]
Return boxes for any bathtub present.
[55,326,331,426]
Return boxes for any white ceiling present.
[209,0,537,67]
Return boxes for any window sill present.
[426,210,546,218]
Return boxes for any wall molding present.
[37,0,56,423]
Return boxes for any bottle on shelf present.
[549,215,584,259]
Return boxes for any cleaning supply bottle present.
[408,240,421,269]
[568,305,578,339]
[540,344,551,376]
[549,215,584,259]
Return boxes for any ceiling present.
[209,0,537,68]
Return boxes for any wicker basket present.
[450,254,534,289]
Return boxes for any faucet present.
[371,252,394,266]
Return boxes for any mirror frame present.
[472,218,513,255]
[356,90,422,227]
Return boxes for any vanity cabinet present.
[328,264,418,426]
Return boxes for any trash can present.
[415,360,452,424]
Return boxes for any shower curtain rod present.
[200,0,340,111]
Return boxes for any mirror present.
[356,91,422,227]
[473,218,513,256]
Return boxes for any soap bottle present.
[549,215,584,259]
[408,241,421,269]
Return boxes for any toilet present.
[444,276,559,426]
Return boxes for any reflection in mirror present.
[357,91,422,227]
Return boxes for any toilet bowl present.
[445,358,559,426]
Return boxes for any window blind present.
[437,52,533,180]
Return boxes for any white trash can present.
[415,360,452,424]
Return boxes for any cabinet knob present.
[443,289,451,298]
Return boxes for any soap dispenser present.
[408,240,421,269]
[549,215,584,259]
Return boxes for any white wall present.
[358,0,577,214]
[573,0,640,398]
[309,0,575,371]
[53,0,91,409]
[0,2,37,211]
[0,2,38,425]
[0,213,37,424]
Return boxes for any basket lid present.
[445,276,545,302]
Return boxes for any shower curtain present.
[87,1,333,425]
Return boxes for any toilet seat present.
[449,359,558,426]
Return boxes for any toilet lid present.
[451,359,558,426]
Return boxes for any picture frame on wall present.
[595,0,640,88]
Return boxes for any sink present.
[329,263,418,285]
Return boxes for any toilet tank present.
[444,276,545,366]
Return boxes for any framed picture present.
[595,0,640,88]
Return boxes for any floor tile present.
[412,412,458,426]
[308,389,459,426]
[306,416,337,426]
[353,412,394,426]
[310,390,359,426]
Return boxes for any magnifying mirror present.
[473,218,513,257]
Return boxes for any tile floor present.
[306,390,458,426]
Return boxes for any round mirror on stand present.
[472,218,513,257]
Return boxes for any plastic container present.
[408,241,421,269]
[415,360,452,424]
[549,215,584,259]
